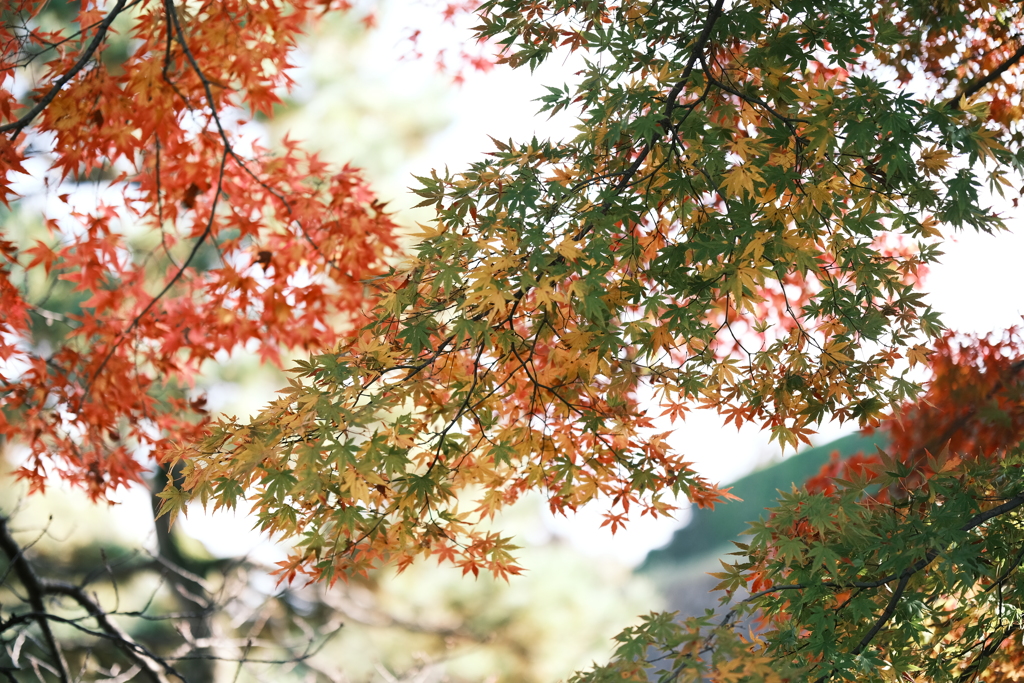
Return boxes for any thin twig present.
[78,149,229,407]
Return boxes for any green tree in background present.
[643,431,886,569]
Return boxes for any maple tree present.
[170,0,1021,581]
[165,0,1024,679]
[0,1,412,680]
[0,0,398,498]
[0,2,542,681]
[6,0,1024,681]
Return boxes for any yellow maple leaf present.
[917,146,953,175]
[939,452,963,473]
[807,181,831,209]
[546,165,579,185]
[755,183,778,206]
[919,214,942,238]
[533,282,563,309]
[562,327,594,351]
[411,221,448,240]
[720,163,764,199]
[907,343,929,368]
[342,468,370,503]
[769,149,796,169]
[958,94,990,119]
[650,324,675,354]
[727,136,758,162]
[972,127,1004,163]
[742,233,769,262]
[821,339,852,365]
[463,278,511,321]
[555,236,584,261]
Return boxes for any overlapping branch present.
[0,0,131,139]
[0,515,178,682]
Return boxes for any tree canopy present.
[170,0,1021,581]
[172,0,1024,680]
[0,0,398,497]
[601,329,1024,683]
[4,0,1024,681]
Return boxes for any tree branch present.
[850,572,910,657]
[0,0,130,138]
[0,516,186,682]
[40,581,177,683]
[77,149,229,408]
[806,572,910,683]
[738,490,1024,682]
[956,626,1018,683]
[0,517,71,683]
[571,0,724,242]
[953,42,1024,106]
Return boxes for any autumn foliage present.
[167,0,1021,591]
[5,0,1024,681]
[806,330,1024,499]
[0,0,397,497]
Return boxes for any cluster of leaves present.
[404,0,498,82]
[880,0,1024,132]
[170,0,1021,588]
[584,330,1024,683]
[0,0,398,497]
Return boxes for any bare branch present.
[0,517,71,683]
[954,42,1024,105]
[40,581,177,683]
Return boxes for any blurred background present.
[3,0,1024,680]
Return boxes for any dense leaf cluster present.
[587,331,1024,682]
[174,0,1020,589]
[0,0,397,496]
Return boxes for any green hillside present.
[642,431,886,569]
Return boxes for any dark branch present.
[40,581,178,682]
[850,572,910,657]
[956,626,1019,683]
[0,517,71,683]
[807,573,910,683]
[954,42,1024,105]
[0,0,130,138]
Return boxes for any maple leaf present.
[720,163,764,199]
[155,485,190,526]
[554,236,584,261]
[917,146,953,175]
